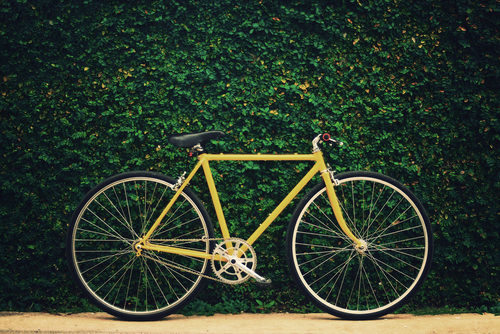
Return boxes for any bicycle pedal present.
[254,277,272,285]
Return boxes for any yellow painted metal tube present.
[201,158,231,240]
[245,161,321,247]
[204,153,317,161]
[142,159,204,242]
[320,167,362,247]
[141,243,226,261]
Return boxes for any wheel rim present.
[292,175,430,315]
[71,177,210,315]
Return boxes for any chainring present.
[211,238,257,284]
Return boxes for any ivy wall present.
[0,0,498,313]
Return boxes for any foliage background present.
[0,0,498,313]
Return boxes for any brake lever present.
[313,133,345,152]
[329,139,344,147]
[321,133,344,147]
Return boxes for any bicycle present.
[66,131,433,320]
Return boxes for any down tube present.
[245,162,321,247]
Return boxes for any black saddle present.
[168,131,225,148]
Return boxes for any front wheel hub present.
[132,239,144,256]
[354,239,368,255]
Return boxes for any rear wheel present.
[66,171,214,320]
[287,171,433,319]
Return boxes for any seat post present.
[188,144,205,157]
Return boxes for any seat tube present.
[316,152,362,246]
[201,157,231,240]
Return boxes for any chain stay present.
[141,237,231,284]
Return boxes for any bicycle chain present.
[141,237,236,284]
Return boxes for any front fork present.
[319,164,365,250]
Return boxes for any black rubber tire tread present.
[66,171,214,321]
[286,171,433,320]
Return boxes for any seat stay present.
[142,159,204,242]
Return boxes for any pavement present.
[0,312,498,334]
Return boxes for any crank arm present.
[227,256,272,284]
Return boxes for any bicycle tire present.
[66,171,214,320]
[287,171,433,319]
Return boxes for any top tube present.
[199,153,321,162]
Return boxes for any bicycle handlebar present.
[312,133,344,152]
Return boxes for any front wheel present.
[287,171,433,319]
[66,171,214,320]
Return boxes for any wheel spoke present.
[76,223,131,244]
[376,235,425,248]
[346,256,362,309]
[141,256,160,310]
[370,245,425,261]
[367,189,396,234]
[368,222,420,244]
[105,256,136,302]
[371,197,405,235]
[366,252,404,294]
[143,253,199,286]
[93,253,136,292]
[151,198,190,238]
[77,251,128,265]
[144,186,169,233]
[85,209,131,245]
[366,253,413,284]
[112,186,129,227]
[300,218,349,242]
[319,193,359,240]
[302,245,351,276]
[151,256,178,304]
[361,261,380,308]
[311,250,355,290]
[102,191,138,239]
[93,198,137,240]
[79,248,131,275]
[324,251,356,301]
[369,210,418,244]
[306,202,353,243]
[296,248,351,256]
[152,218,202,239]
[336,183,362,239]
[363,183,386,238]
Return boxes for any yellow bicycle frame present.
[139,150,361,259]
